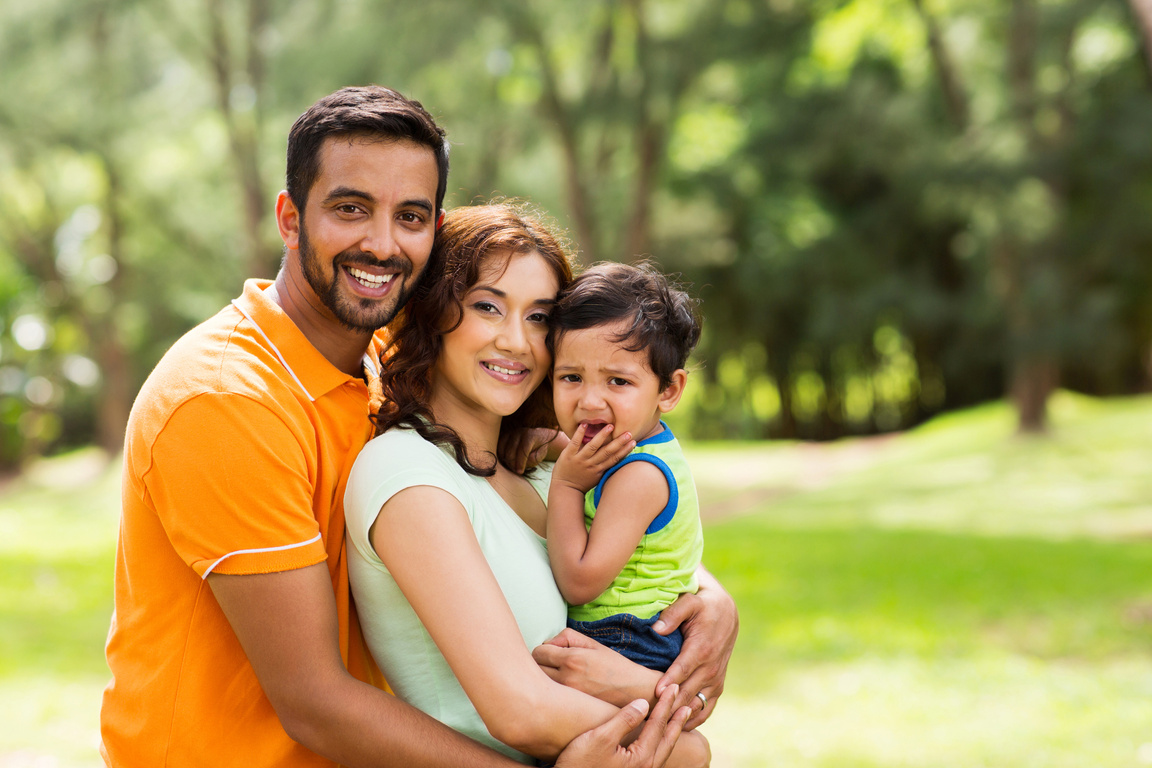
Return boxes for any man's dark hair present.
[286,85,450,213]
[550,261,702,389]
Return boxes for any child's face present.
[552,319,685,446]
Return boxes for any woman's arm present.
[209,564,516,768]
[372,483,704,763]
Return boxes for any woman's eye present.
[473,301,499,314]
[528,311,551,324]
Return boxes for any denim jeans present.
[566,612,682,672]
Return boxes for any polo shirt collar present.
[231,279,381,402]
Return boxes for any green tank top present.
[567,422,703,621]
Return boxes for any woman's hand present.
[498,427,562,473]
[533,628,662,708]
[652,568,739,730]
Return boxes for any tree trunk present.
[1010,358,1056,433]
[910,0,970,130]
[769,351,797,439]
[1126,0,1152,78]
[514,13,601,263]
[93,156,134,451]
[206,0,274,278]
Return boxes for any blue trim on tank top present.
[591,422,678,534]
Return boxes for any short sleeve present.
[144,392,327,578]
[344,430,472,561]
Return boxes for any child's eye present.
[558,373,581,383]
[609,377,631,386]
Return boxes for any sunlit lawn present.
[691,392,1152,767]
[2,391,1152,766]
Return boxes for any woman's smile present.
[481,358,531,382]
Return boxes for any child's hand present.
[553,423,636,494]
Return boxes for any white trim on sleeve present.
[201,532,324,579]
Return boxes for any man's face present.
[294,136,440,331]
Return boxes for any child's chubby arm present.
[547,425,669,606]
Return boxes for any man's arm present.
[652,565,739,729]
[209,563,513,768]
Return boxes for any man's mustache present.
[334,252,412,278]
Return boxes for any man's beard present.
[298,223,422,332]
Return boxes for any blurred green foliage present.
[3,0,1152,465]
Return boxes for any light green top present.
[345,427,566,764]
[568,422,704,622]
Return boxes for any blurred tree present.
[0,0,160,456]
[487,0,735,263]
[154,0,279,278]
[2,0,1152,461]
[665,0,1152,437]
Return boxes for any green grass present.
[687,392,1152,767]
[3,394,1152,766]
[0,448,119,765]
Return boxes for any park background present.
[2,0,1152,765]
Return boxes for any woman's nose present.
[495,319,529,353]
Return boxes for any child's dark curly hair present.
[549,260,702,388]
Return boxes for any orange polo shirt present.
[101,280,385,767]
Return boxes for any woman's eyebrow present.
[469,286,557,305]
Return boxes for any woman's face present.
[431,249,561,421]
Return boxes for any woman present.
[344,203,709,766]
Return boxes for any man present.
[101,86,736,767]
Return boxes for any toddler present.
[546,261,704,671]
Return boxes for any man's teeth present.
[348,267,394,287]
[485,363,523,376]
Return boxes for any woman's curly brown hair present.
[373,202,574,477]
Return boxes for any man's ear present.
[276,191,300,250]
[657,369,689,413]
[436,209,445,231]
